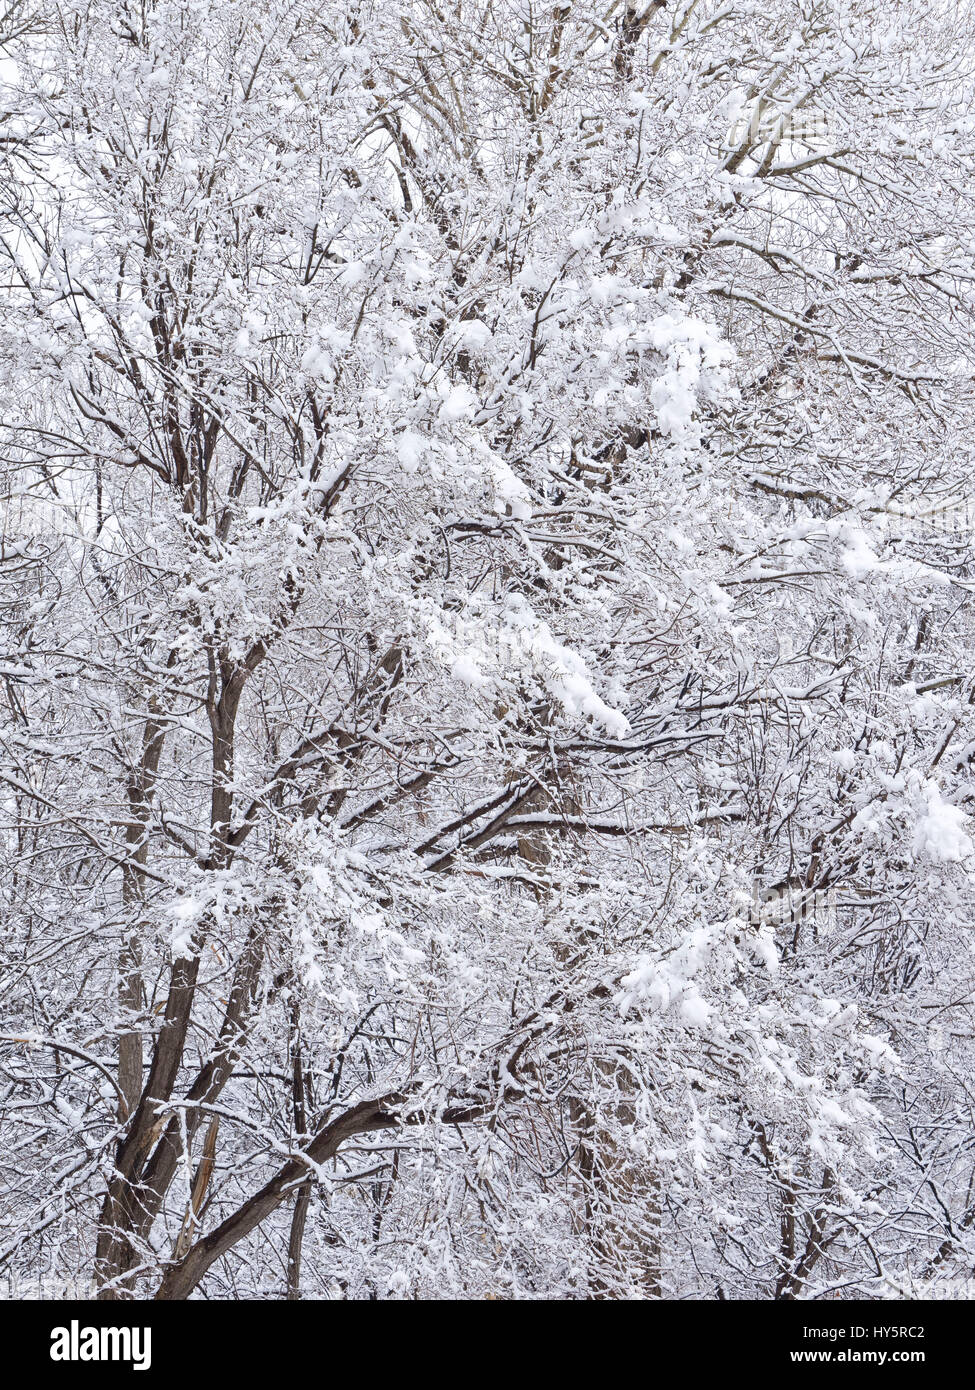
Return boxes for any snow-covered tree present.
[2,0,975,1299]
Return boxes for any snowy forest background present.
[2,0,975,1301]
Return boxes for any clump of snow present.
[439,384,478,421]
[396,430,426,473]
[841,528,881,578]
[451,653,489,687]
[644,313,735,440]
[455,319,493,350]
[170,896,202,957]
[504,594,629,736]
[617,923,718,1025]
[913,782,973,862]
[485,451,532,519]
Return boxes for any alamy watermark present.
[882,495,975,540]
[725,99,834,153]
[0,1272,95,1300]
[747,881,838,935]
[50,1319,151,1371]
